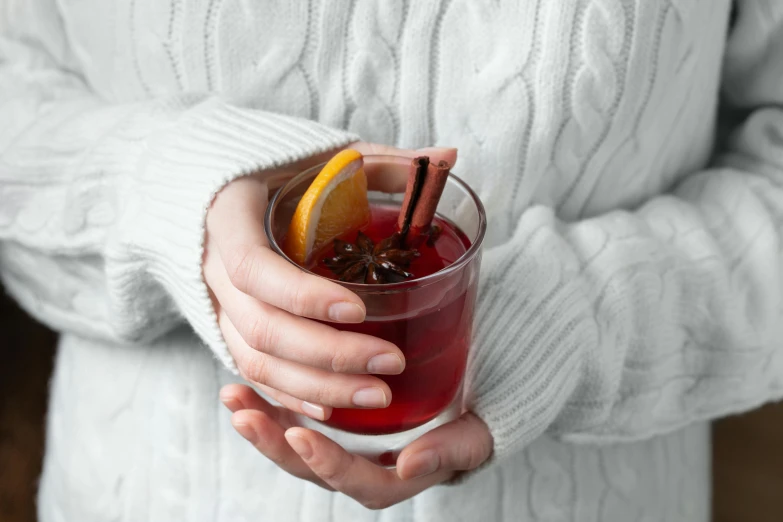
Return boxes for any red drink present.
[266,153,485,464]
[310,204,475,435]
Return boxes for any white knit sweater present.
[2,0,782,520]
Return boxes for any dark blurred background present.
[1,287,782,522]
[1,288,56,522]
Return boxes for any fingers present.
[222,312,394,408]
[350,143,458,194]
[395,413,493,480]
[207,143,459,324]
[219,386,492,509]
[256,383,333,422]
[232,409,314,479]
[220,386,329,487]
[284,427,451,510]
[221,383,309,425]
[220,383,274,414]
[210,268,403,374]
[350,142,458,168]
[205,176,365,324]
[220,243,366,323]
[415,147,458,169]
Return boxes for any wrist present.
[466,206,594,458]
[115,98,357,370]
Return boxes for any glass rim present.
[264,154,487,292]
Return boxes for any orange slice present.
[284,149,371,266]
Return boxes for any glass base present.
[293,384,463,468]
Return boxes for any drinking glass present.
[264,154,486,466]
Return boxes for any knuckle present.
[242,313,278,353]
[463,443,487,471]
[317,462,349,485]
[285,273,311,316]
[264,450,289,469]
[244,354,273,384]
[288,468,314,482]
[226,245,257,291]
[310,380,336,406]
[454,417,490,470]
[329,348,351,373]
[232,352,254,383]
[310,448,355,491]
[238,314,264,348]
[237,367,250,382]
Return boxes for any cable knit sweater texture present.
[2,0,782,520]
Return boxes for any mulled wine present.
[311,204,474,434]
[266,151,485,464]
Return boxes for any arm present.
[211,1,783,508]
[468,0,783,457]
[0,1,356,368]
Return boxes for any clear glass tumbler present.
[264,154,486,466]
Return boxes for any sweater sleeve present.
[0,10,356,370]
[466,0,783,458]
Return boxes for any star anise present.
[323,231,420,284]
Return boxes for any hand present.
[220,384,494,510]
[204,143,458,421]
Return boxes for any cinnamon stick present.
[397,157,429,240]
[397,157,449,245]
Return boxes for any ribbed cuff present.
[465,207,595,460]
[116,97,358,370]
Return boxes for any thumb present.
[414,146,458,168]
[395,413,493,480]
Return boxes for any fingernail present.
[328,302,365,323]
[221,397,241,412]
[301,401,327,421]
[366,353,404,375]
[352,387,388,408]
[232,421,257,443]
[285,432,313,460]
[403,450,440,479]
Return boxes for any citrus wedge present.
[284,149,371,266]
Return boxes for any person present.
[1,0,781,520]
